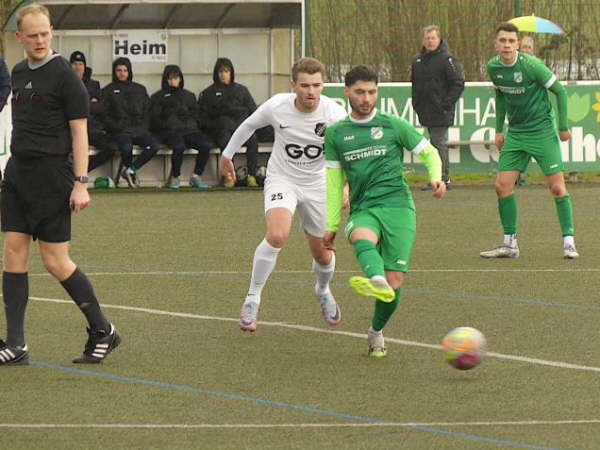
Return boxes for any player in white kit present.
[220,57,347,332]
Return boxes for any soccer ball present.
[442,327,486,370]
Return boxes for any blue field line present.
[31,360,570,450]
[409,425,572,450]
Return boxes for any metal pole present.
[514,0,521,16]
[302,0,311,57]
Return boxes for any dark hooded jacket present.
[150,65,200,138]
[411,40,465,127]
[198,57,257,133]
[80,66,106,135]
[101,57,152,136]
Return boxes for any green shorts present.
[344,207,416,272]
[498,127,564,176]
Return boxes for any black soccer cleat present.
[130,171,140,188]
[73,324,121,364]
[121,168,138,188]
[0,340,29,366]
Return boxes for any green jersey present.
[324,110,427,214]
[487,52,558,133]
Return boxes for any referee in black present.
[0,3,120,366]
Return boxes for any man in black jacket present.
[411,25,464,190]
[102,57,159,187]
[198,58,259,187]
[70,51,117,173]
[150,65,211,189]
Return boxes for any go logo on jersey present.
[285,144,323,159]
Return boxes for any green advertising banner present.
[324,82,600,173]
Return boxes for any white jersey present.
[222,93,347,186]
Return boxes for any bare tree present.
[307,0,599,81]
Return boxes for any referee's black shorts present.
[1,155,74,242]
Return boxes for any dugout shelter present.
[3,0,303,102]
[2,0,304,185]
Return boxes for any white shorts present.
[263,178,326,237]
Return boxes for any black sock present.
[61,267,110,332]
[3,272,29,348]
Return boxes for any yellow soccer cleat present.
[246,175,258,188]
[349,275,395,303]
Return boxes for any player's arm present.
[220,101,271,181]
[494,89,506,150]
[487,63,507,150]
[530,57,569,139]
[323,126,345,249]
[328,101,350,209]
[548,80,569,139]
[326,167,345,230]
[69,118,90,212]
[415,142,446,198]
[414,141,441,180]
[390,116,442,181]
[64,70,91,212]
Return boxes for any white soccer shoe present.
[238,298,259,332]
[563,244,580,259]
[315,286,341,326]
[480,244,520,259]
[367,328,386,359]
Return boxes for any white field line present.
[24,268,600,277]
[0,420,599,429]
[30,296,600,373]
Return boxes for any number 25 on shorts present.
[270,193,283,201]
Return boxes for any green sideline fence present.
[324,81,600,173]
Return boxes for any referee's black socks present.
[3,271,29,348]
[61,267,110,332]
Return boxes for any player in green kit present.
[322,65,446,358]
[481,22,578,259]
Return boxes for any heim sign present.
[113,30,168,62]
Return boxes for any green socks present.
[371,288,401,331]
[353,240,402,331]
[352,239,384,279]
[499,193,574,237]
[498,194,517,235]
[554,194,574,237]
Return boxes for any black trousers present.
[89,132,118,172]
[165,132,211,178]
[115,134,159,169]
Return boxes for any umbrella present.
[508,15,565,34]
